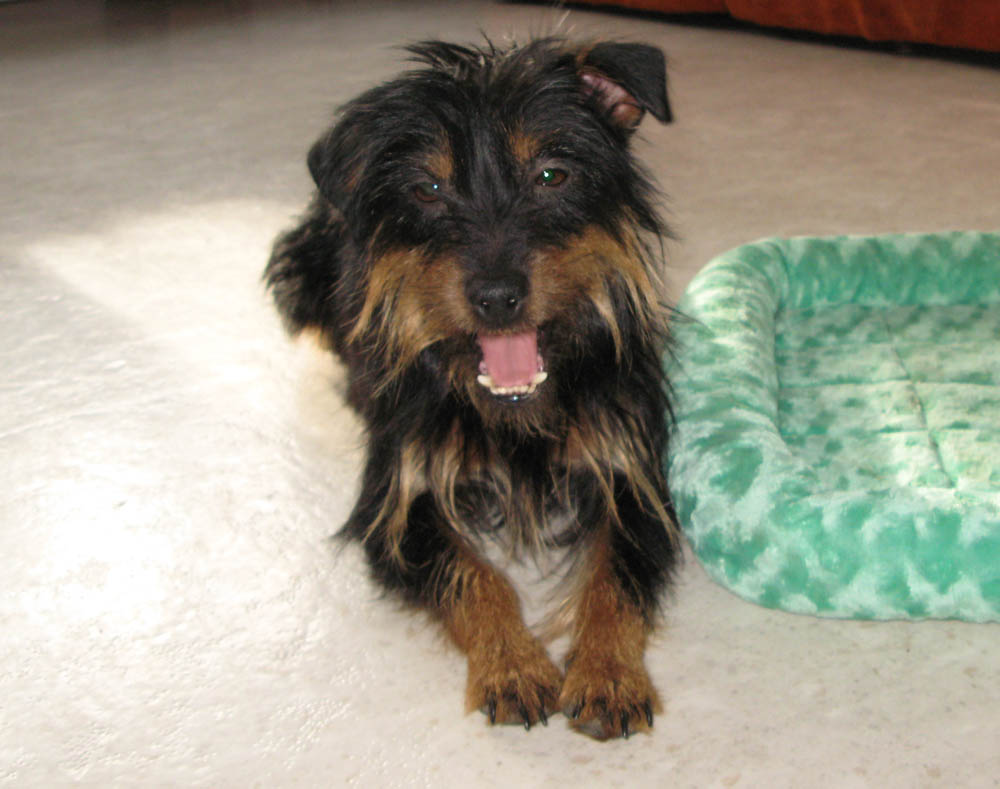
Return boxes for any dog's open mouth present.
[476,330,547,403]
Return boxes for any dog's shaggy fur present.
[265,37,679,739]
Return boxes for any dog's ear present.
[307,120,367,211]
[578,42,672,129]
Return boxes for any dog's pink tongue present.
[478,331,539,387]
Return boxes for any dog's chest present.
[478,532,576,636]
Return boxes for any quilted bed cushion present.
[666,232,1000,621]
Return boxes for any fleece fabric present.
[666,232,1000,620]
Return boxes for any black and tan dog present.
[265,37,678,740]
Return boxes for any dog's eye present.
[413,182,441,203]
[535,168,568,188]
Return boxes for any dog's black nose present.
[468,274,528,327]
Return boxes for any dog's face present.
[308,39,671,427]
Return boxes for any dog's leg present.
[355,491,562,729]
[559,475,675,739]
[441,542,564,729]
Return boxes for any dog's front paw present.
[466,639,563,730]
[559,648,661,740]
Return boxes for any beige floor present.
[3,1,999,786]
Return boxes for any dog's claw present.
[538,706,548,726]
[644,701,654,728]
[621,711,631,739]
[487,699,497,725]
[571,700,584,719]
[519,704,531,730]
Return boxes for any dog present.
[264,37,678,740]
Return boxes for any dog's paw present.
[559,649,661,740]
[466,639,563,730]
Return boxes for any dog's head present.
[304,38,672,427]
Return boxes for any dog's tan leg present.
[559,527,661,739]
[441,549,562,729]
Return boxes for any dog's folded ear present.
[579,42,671,129]
[307,117,369,211]
[308,129,348,210]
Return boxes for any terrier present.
[265,37,678,739]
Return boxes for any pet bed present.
[665,231,1000,621]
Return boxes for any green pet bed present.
[666,231,1000,621]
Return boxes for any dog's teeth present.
[478,370,548,398]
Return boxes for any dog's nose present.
[468,274,528,327]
